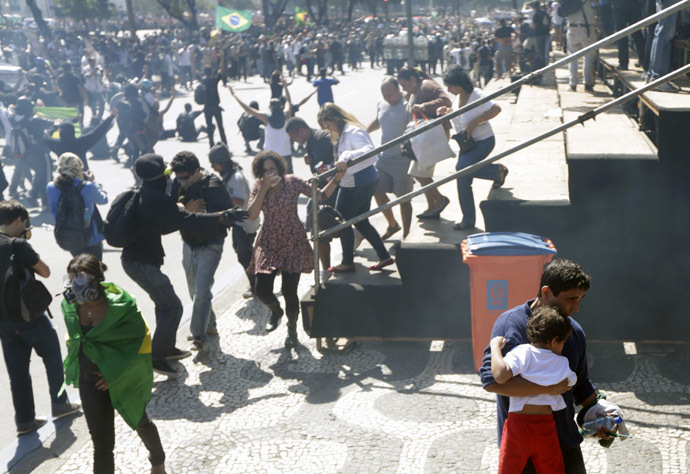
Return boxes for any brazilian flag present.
[295,6,313,26]
[216,6,252,33]
[34,106,81,137]
[60,283,153,429]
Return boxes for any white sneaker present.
[320,269,332,282]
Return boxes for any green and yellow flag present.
[216,6,252,32]
[295,6,313,26]
[34,106,81,137]
[60,283,153,429]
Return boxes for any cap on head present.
[209,143,233,164]
[134,153,166,181]
[140,78,153,90]
[57,152,84,180]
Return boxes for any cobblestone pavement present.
[13,271,690,474]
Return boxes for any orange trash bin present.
[461,232,557,371]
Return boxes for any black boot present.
[265,301,284,333]
[285,311,299,349]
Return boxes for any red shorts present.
[498,413,565,474]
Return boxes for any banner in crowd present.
[216,7,252,32]
[35,106,81,137]
[295,6,313,26]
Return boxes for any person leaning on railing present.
[437,65,508,231]
[317,103,395,273]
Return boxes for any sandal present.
[452,222,474,231]
[369,257,395,271]
[493,165,509,189]
[328,264,356,273]
[381,224,401,240]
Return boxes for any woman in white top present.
[317,103,394,273]
[437,66,508,231]
[228,86,294,173]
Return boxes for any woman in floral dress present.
[247,151,341,348]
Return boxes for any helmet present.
[140,79,153,90]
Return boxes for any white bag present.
[408,112,455,170]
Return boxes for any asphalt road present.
[0,62,394,455]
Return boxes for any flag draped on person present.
[60,283,153,429]
[295,6,313,26]
[216,6,252,32]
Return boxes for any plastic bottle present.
[581,416,622,437]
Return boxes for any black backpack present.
[54,181,91,253]
[103,189,139,248]
[194,83,207,105]
[2,239,53,322]
[559,0,583,17]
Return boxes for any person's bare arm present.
[159,88,176,116]
[490,337,513,384]
[32,259,50,278]
[284,86,293,119]
[485,375,571,397]
[465,104,501,136]
[228,86,267,124]
[296,89,317,108]
[367,117,380,134]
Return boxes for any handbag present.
[306,203,346,240]
[407,112,455,169]
[452,130,477,154]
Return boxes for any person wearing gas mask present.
[0,200,80,436]
[61,254,166,474]
[122,154,248,377]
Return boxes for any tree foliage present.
[305,0,328,25]
[26,0,53,40]
[54,0,115,24]
[154,0,199,30]
[262,0,289,29]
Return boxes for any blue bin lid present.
[466,232,557,256]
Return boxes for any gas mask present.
[63,272,100,305]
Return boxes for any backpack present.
[194,83,207,105]
[103,189,139,248]
[559,0,583,17]
[9,126,30,160]
[54,181,91,253]
[2,239,53,322]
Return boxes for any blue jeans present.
[456,136,497,227]
[122,260,183,362]
[0,315,69,427]
[335,180,390,266]
[182,240,224,344]
[649,0,681,79]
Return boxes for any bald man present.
[367,77,413,240]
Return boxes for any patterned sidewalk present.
[16,272,690,474]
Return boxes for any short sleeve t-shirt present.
[504,344,577,412]
[450,88,496,141]
[0,234,40,323]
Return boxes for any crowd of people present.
[0,0,677,470]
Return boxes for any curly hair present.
[526,305,572,344]
[251,151,288,179]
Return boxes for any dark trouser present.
[456,136,497,228]
[9,158,32,194]
[80,370,164,473]
[335,180,390,266]
[0,315,68,428]
[255,271,301,313]
[29,151,51,205]
[243,128,265,151]
[122,260,183,362]
[522,444,586,474]
[232,225,256,288]
[204,105,227,146]
[613,3,646,69]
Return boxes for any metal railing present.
[308,0,690,288]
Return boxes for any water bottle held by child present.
[581,416,623,437]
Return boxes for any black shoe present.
[153,360,179,377]
[265,305,284,333]
[17,417,47,435]
[166,347,192,360]
[584,85,594,92]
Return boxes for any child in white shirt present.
[490,305,577,474]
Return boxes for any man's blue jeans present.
[122,260,183,362]
[649,0,681,79]
[182,240,224,344]
[0,315,68,427]
[456,136,497,228]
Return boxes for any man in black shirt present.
[176,103,204,142]
[202,54,227,147]
[56,63,86,125]
[494,19,514,79]
[170,151,233,352]
[122,154,246,376]
[531,2,552,68]
[0,201,80,435]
